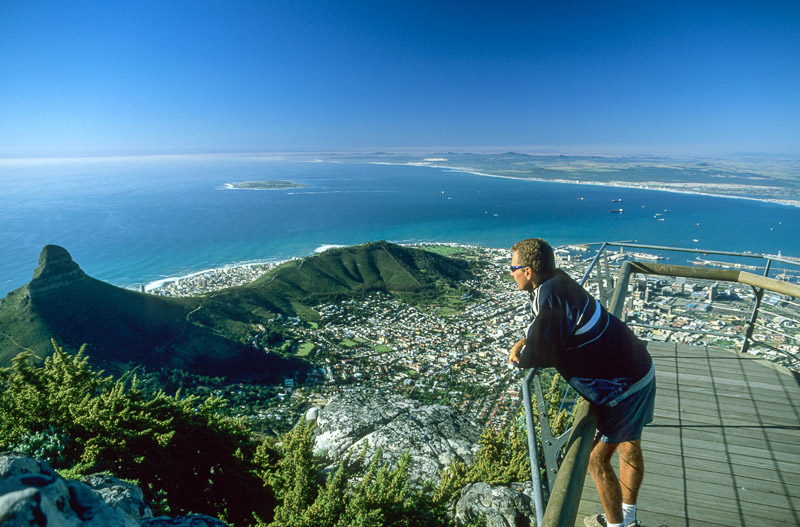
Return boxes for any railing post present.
[596,259,606,307]
[603,252,613,305]
[581,243,608,288]
[608,261,635,319]
[742,259,772,354]
[534,374,572,493]
[540,400,598,527]
[522,368,545,527]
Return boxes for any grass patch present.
[292,303,320,323]
[420,245,471,258]
[338,338,367,348]
[372,344,392,353]
[296,342,315,357]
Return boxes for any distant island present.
[222,180,305,190]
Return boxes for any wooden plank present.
[642,450,800,493]
[652,404,799,427]
[653,373,800,397]
[639,458,800,496]
[651,392,796,418]
[643,439,800,472]
[655,371,798,394]
[643,424,800,454]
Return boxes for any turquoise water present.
[1,156,797,296]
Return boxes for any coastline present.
[141,260,283,295]
[140,244,349,296]
[367,161,800,209]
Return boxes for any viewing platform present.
[576,341,800,527]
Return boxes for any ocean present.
[1,155,798,297]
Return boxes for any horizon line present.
[2,148,799,164]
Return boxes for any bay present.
[1,155,798,297]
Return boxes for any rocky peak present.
[28,245,88,295]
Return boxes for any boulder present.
[81,473,153,521]
[452,482,535,527]
[0,453,58,481]
[310,390,481,485]
[0,453,138,526]
[0,453,231,527]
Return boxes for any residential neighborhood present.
[149,243,800,436]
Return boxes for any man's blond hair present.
[511,238,556,275]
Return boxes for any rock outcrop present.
[27,245,89,297]
[80,473,153,521]
[452,482,536,527]
[0,453,232,527]
[0,453,138,526]
[309,390,481,485]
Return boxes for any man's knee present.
[617,440,643,464]
[588,441,616,476]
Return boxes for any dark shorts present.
[595,375,656,444]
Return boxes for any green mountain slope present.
[0,242,473,379]
[168,241,474,341]
[221,240,471,314]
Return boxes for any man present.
[507,238,656,527]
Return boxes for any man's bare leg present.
[588,440,624,524]
[617,439,644,505]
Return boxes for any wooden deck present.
[575,342,800,527]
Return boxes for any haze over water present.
[1,156,798,297]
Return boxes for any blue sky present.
[1,1,799,157]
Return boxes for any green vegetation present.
[339,338,366,348]
[0,343,576,526]
[233,241,474,317]
[296,342,315,357]
[0,342,272,525]
[258,422,451,527]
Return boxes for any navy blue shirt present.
[518,270,653,406]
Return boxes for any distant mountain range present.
[0,242,473,380]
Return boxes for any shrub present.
[0,342,273,526]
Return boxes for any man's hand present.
[508,339,526,367]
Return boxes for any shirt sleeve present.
[517,292,569,369]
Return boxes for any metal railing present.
[522,242,800,526]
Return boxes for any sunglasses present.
[509,265,527,272]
